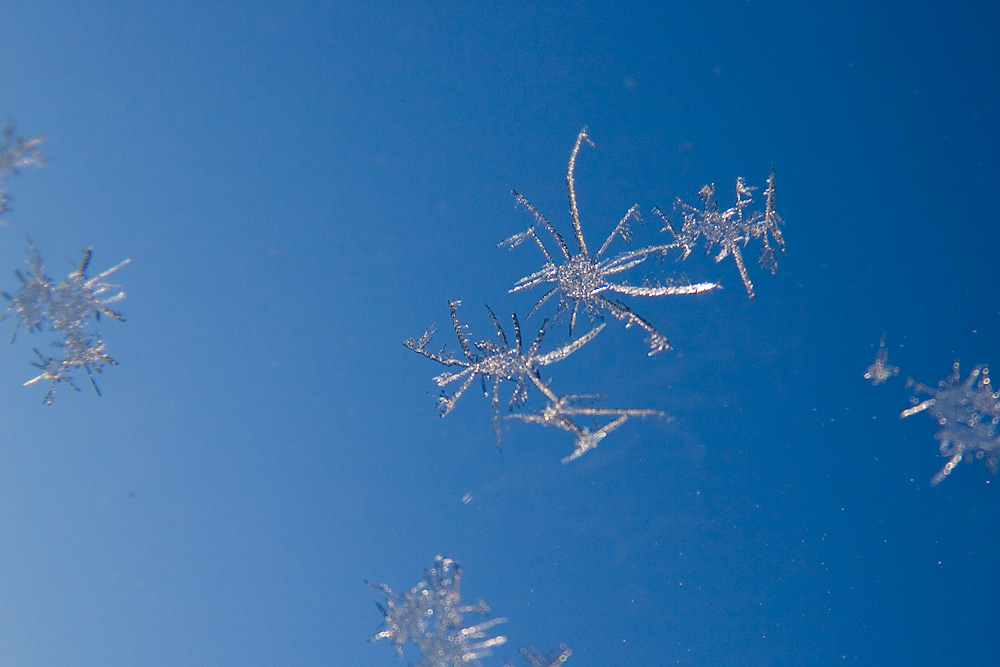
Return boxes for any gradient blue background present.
[0,2,997,665]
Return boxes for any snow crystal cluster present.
[864,335,999,485]
[0,122,130,403]
[405,127,784,462]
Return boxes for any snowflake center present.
[556,255,605,298]
[478,350,529,378]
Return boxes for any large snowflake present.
[656,168,785,299]
[2,241,130,403]
[900,362,1000,485]
[501,127,717,355]
[405,300,603,448]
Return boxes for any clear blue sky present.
[0,1,997,665]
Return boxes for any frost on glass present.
[501,127,718,356]
[368,556,509,667]
[507,393,669,463]
[0,122,45,218]
[900,362,1000,485]
[864,332,899,386]
[2,241,130,403]
[405,300,604,448]
[655,167,786,299]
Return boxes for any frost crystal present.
[405,300,604,448]
[502,127,718,355]
[656,167,785,299]
[900,362,1000,485]
[864,332,899,386]
[368,556,508,667]
[507,393,668,462]
[0,122,45,218]
[2,241,130,403]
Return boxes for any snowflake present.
[2,241,130,403]
[501,127,717,356]
[405,300,604,447]
[508,393,668,462]
[0,122,45,218]
[864,332,899,386]
[900,362,1000,485]
[655,167,785,299]
[368,556,508,667]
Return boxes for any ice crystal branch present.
[502,127,718,355]
[2,241,130,403]
[655,167,786,299]
[508,393,669,462]
[0,122,45,218]
[900,362,1000,485]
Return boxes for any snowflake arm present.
[565,126,594,255]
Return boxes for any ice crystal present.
[864,332,899,386]
[405,300,604,447]
[0,122,45,218]
[368,556,508,667]
[507,393,668,462]
[2,241,130,403]
[655,167,785,299]
[900,362,1000,485]
[502,127,717,355]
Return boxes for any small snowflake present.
[406,301,603,447]
[657,168,786,299]
[864,332,899,386]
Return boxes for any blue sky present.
[0,1,997,665]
